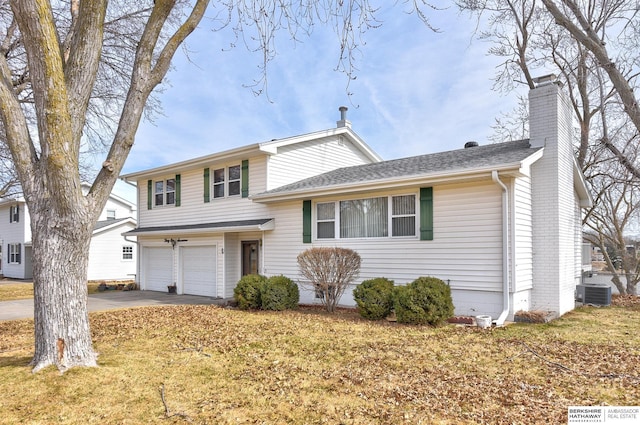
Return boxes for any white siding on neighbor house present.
[87,222,137,280]
[137,156,271,228]
[97,197,135,221]
[0,203,30,279]
[261,180,505,317]
[266,137,373,190]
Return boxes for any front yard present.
[0,297,638,424]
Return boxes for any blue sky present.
[114,3,526,200]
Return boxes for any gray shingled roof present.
[259,139,539,196]
[94,218,132,231]
[125,218,273,235]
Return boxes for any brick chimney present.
[529,74,580,317]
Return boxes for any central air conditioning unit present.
[576,284,612,306]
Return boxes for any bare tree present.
[0,0,436,373]
[297,247,361,312]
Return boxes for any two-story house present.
[122,77,592,323]
[0,184,138,281]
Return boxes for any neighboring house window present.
[122,246,133,261]
[315,195,417,239]
[316,202,336,239]
[9,205,19,223]
[155,178,175,206]
[8,243,21,264]
[213,165,241,198]
[107,209,116,220]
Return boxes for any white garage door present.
[144,247,173,292]
[181,246,217,297]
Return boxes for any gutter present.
[492,171,510,326]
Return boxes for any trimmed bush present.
[262,275,300,311]
[393,276,454,325]
[353,278,395,320]
[234,274,267,310]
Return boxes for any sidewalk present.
[0,290,230,321]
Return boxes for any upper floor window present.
[155,178,175,206]
[213,165,241,198]
[9,205,19,223]
[122,246,133,261]
[316,194,417,239]
[107,209,116,220]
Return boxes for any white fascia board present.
[573,157,593,208]
[93,218,137,236]
[120,144,262,181]
[251,163,527,203]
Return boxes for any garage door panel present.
[181,246,217,297]
[145,247,172,292]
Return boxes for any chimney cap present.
[464,141,479,148]
[532,74,558,86]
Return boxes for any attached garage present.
[180,245,217,297]
[143,246,173,292]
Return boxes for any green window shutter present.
[203,168,210,203]
[175,174,181,207]
[420,187,433,241]
[147,180,153,210]
[302,200,312,243]
[241,160,249,198]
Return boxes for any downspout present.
[492,171,510,326]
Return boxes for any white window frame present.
[213,165,241,199]
[315,194,417,240]
[107,209,116,220]
[154,178,175,207]
[9,205,19,223]
[122,245,134,261]
[8,243,21,264]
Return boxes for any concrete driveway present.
[0,289,230,321]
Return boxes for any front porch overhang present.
[124,218,275,237]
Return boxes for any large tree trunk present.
[29,201,98,373]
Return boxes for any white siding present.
[261,181,505,317]
[97,197,135,221]
[87,222,137,280]
[0,203,30,279]
[266,137,373,190]
[138,155,271,228]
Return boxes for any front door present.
[242,241,259,276]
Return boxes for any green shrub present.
[262,275,300,311]
[234,274,267,310]
[353,278,395,320]
[393,276,454,325]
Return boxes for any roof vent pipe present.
[464,141,479,148]
[337,106,351,128]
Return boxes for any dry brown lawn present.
[0,296,638,424]
[0,281,116,301]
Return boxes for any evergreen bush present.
[352,277,395,320]
[393,276,454,325]
[233,274,266,310]
[262,275,300,311]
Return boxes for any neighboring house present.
[0,184,138,281]
[122,76,592,322]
